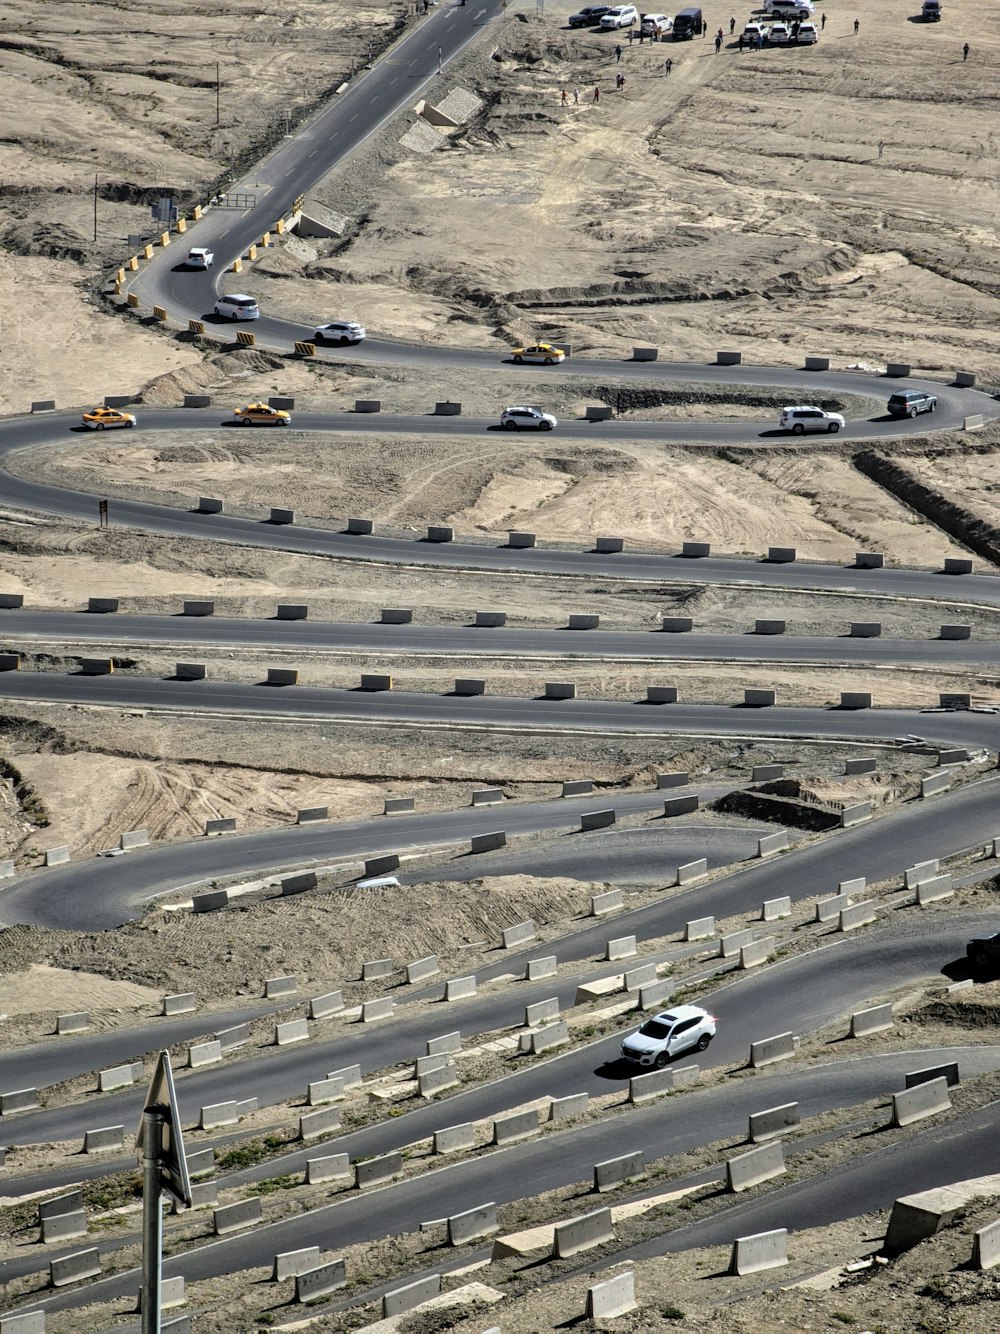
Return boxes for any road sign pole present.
[140,1107,164,1333]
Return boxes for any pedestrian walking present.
[853,17,859,34]
[877,139,884,159]
[664,56,673,73]
[573,86,579,104]
[729,15,736,32]
[738,32,744,50]
[615,71,622,88]
[702,18,708,35]
[821,12,826,28]
[561,88,567,104]
[628,26,633,42]
[963,41,970,59]
[615,43,623,62]
[620,74,627,94]
[715,32,722,50]
[594,85,600,102]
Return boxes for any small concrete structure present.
[647,685,679,703]
[507,530,536,548]
[433,1122,476,1154]
[590,889,624,916]
[529,1021,569,1054]
[426,525,453,542]
[971,1219,1000,1271]
[750,1032,796,1068]
[767,548,796,564]
[83,1124,125,1153]
[347,517,373,534]
[406,955,440,984]
[361,997,394,1023]
[758,833,790,859]
[471,787,503,806]
[493,1108,539,1146]
[594,1150,645,1192]
[527,955,557,981]
[188,1040,222,1068]
[282,871,318,895]
[275,1018,310,1046]
[265,974,297,998]
[550,1091,589,1120]
[50,1247,102,1287]
[581,808,615,831]
[657,771,689,789]
[838,900,877,931]
[684,916,716,941]
[744,688,776,707]
[850,621,882,637]
[730,1229,788,1276]
[445,974,476,1001]
[355,1152,402,1189]
[471,831,506,854]
[677,858,708,885]
[381,607,413,625]
[454,677,486,695]
[310,992,344,1018]
[383,1274,441,1319]
[56,1011,90,1034]
[850,1004,893,1037]
[891,1076,951,1128]
[586,1271,636,1319]
[606,935,637,962]
[663,795,700,817]
[751,763,784,781]
[726,1141,785,1192]
[661,615,693,633]
[545,680,576,699]
[503,919,536,949]
[475,610,507,627]
[213,1197,262,1235]
[0,1088,40,1115]
[885,1175,1000,1255]
[681,541,711,557]
[840,802,873,828]
[447,1202,499,1246]
[306,1153,351,1184]
[273,1246,321,1282]
[553,1207,614,1259]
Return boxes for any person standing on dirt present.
[615,43,623,62]
[878,139,884,159]
[593,85,600,101]
[664,56,673,74]
[963,41,970,60]
[620,73,627,94]
[729,15,735,32]
[702,18,708,35]
[573,86,579,103]
[853,17,859,34]
[738,32,744,50]
[821,12,826,28]
[715,31,722,51]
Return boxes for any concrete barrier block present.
[426,1032,461,1057]
[549,1091,589,1120]
[406,955,440,984]
[850,1004,893,1037]
[677,857,708,885]
[584,404,613,421]
[681,541,711,557]
[545,680,576,700]
[596,535,625,552]
[346,516,373,534]
[849,621,882,638]
[525,996,560,1027]
[56,1011,89,1034]
[306,1152,351,1184]
[182,600,216,619]
[380,607,413,625]
[475,610,507,626]
[554,1207,614,1258]
[1,1087,40,1115]
[637,978,673,1011]
[266,667,298,685]
[629,1066,692,1105]
[31,400,56,413]
[730,1229,788,1275]
[434,401,461,415]
[749,1102,800,1143]
[937,747,970,765]
[383,1274,441,1319]
[508,530,536,548]
[40,1192,84,1222]
[568,613,600,630]
[418,1063,459,1097]
[298,1105,342,1141]
[307,1077,345,1106]
[50,1247,101,1287]
[0,654,20,672]
[767,548,796,564]
[0,858,14,878]
[886,362,911,377]
[971,1219,1000,1270]
[199,1100,240,1130]
[203,817,237,836]
[361,997,394,1023]
[265,973,297,998]
[840,802,873,828]
[169,1181,216,1215]
[717,350,742,365]
[0,593,25,608]
[955,370,977,387]
[531,1020,569,1054]
[356,1152,402,1188]
[445,974,476,1002]
[663,794,700,817]
[921,772,952,799]
[917,875,954,905]
[98,1061,144,1092]
[269,508,294,525]
[855,551,885,569]
[838,901,876,931]
[590,889,623,916]
[425,524,453,543]
[294,1258,348,1304]
[891,1076,951,1128]
[274,604,308,623]
[750,1032,796,1068]
[471,788,503,807]
[45,846,71,867]
[188,1040,222,1068]
[940,691,972,709]
[840,692,873,710]
[273,1246,321,1282]
[216,1023,250,1052]
[586,1271,636,1319]
[276,1018,310,1046]
[606,934,637,962]
[384,796,416,814]
[751,763,784,782]
[433,1122,476,1154]
[471,830,506,854]
[41,1209,88,1243]
[561,779,593,797]
[657,771,689,789]
[527,955,557,981]
[661,616,693,633]
[727,1140,786,1192]
[83,1124,124,1153]
[740,937,774,969]
[719,928,755,958]
[940,623,972,640]
[214,1197,262,1235]
[905,1062,960,1090]
[175,661,208,682]
[447,1202,499,1246]
[623,962,657,992]
[353,398,382,413]
[454,677,486,697]
[754,619,786,635]
[196,496,223,513]
[493,1108,540,1146]
[281,871,318,895]
[581,808,615,831]
[632,345,658,361]
[944,557,974,574]
[191,888,230,913]
[744,688,776,707]
[758,831,790,858]
[761,896,791,921]
[87,597,119,614]
[503,919,536,949]
[647,685,679,703]
[814,892,850,923]
[364,853,400,877]
[4,1310,47,1332]
[594,1150,645,1193]
[684,916,716,941]
[804,355,830,371]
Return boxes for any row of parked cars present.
[569,4,677,31]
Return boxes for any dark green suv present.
[887,390,938,418]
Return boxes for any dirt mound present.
[0,220,91,264]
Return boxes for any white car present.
[186,247,214,269]
[795,20,818,41]
[500,406,557,431]
[620,1005,717,1069]
[640,12,673,34]
[214,294,260,321]
[314,320,366,345]
[767,0,814,17]
[742,20,767,40]
[600,4,639,28]
[768,21,791,42]
[780,405,845,434]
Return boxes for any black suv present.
[967,931,1000,967]
[887,390,938,419]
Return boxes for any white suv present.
[214,293,259,321]
[314,320,366,345]
[186,247,214,269]
[620,1005,717,1068]
[500,406,556,431]
[767,0,814,16]
[779,405,844,434]
[601,5,639,28]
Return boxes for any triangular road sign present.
[136,1050,192,1207]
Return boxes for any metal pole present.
[140,1108,163,1334]
[216,62,220,125]
[93,173,98,243]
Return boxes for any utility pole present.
[216,61,221,125]
[93,173,98,242]
[140,1108,164,1333]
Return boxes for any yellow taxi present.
[233,402,291,426]
[81,406,136,430]
[510,343,566,365]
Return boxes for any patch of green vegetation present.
[662,1302,686,1319]
[255,1174,298,1194]
[83,1172,142,1212]
[215,1134,288,1171]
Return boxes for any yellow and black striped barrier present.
[236,331,256,347]
[143,244,154,260]
[128,256,139,271]
[152,305,168,322]
[193,204,203,220]
[261,232,271,247]
[275,218,286,235]
[127,293,140,309]
[294,341,316,357]
[232,257,243,273]
[176,217,187,233]
[159,231,170,247]
[247,244,257,261]
[188,320,205,335]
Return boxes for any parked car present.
[233,402,291,426]
[621,1005,717,1068]
[921,0,942,19]
[767,0,814,17]
[672,4,702,37]
[967,931,1000,966]
[81,406,136,430]
[314,320,366,345]
[214,293,260,321]
[500,406,557,431]
[641,12,673,34]
[742,21,768,41]
[600,4,639,28]
[779,405,844,434]
[568,3,611,24]
[887,390,937,418]
[768,21,791,42]
[795,20,818,41]
[509,342,566,364]
[186,247,214,269]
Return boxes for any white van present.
[767,0,814,17]
[214,294,259,321]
